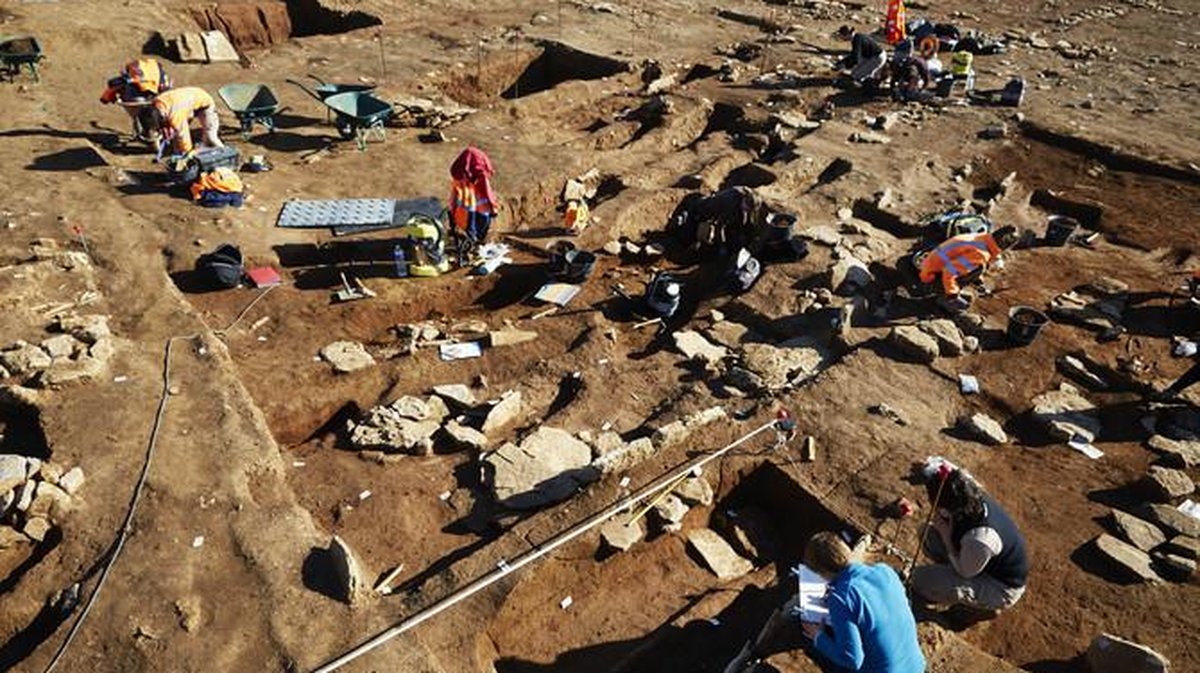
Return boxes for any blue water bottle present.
[393,244,408,278]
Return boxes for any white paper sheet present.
[1067,435,1104,459]
[792,564,830,624]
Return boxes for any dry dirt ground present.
[1,0,1199,672]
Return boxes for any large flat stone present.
[319,341,375,373]
[1143,466,1195,501]
[482,391,524,436]
[673,330,728,365]
[0,343,52,376]
[432,384,476,409]
[0,455,28,493]
[673,475,714,507]
[1110,509,1166,552]
[484,427,596,509]
[600,518,645,552]
[1162,535,1200,560]
[592,437,656,474]
[1139,503,1200,538]
[1031,383,1101,442]
[889,326,939,363]
[687,528,754,580]
[740,342,827,390]
[958,413,1008,446]
[1092,533,1163,583]
[1086,633,1169,673]
[918,319,964,357]
[442,420,489,451]
[1146,434,1200,468]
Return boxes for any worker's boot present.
[938,295,971,313]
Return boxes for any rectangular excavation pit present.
[500,41,629,100]
[487,461,856,673]
[186,0,382,53]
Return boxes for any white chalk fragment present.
[438,490,452,501]
[358,490,372,501]
[559,596,573,610]
[113,376,128,383]
[192,536,205,548]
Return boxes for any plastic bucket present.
[1007,306,1049,345]
[1044,215,1078,247]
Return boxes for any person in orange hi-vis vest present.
[448,146,498,260]
[151,86,223,159]
[919,226,1018,310]
[100,59,173,141]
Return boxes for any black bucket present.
[1007,306,1049,345]
[1044,215,1078,247]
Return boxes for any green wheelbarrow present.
[323,91,394,150]
[217,83,282,139]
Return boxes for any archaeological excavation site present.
[0,0,1198,672]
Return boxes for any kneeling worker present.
[151,86,223,161]
[727,532,924,673]
[911,469,1029,614]
[918,225,1018,311]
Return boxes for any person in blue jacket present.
[724,532,924,673]
[802,532,926,673]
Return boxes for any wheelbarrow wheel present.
[335,115,357,140]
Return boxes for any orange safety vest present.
[448,177,495,232]
[154,87,215,153]
[919,232,1001,283]
[190,167,243,200]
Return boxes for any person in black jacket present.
[911,469,1028,613]
[836,26,888,89]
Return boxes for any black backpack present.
[1001,77,1026,107]
[195,243,244,289]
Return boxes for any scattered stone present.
[484,427,596,509]
[1087,276,1129,297]
[963,335,980,353]
[349,402,441,456]
[1139,503,1200,538]
[653,493,690,532]
[673,331,728,365]
[869,403,909,426]
[0,342,52,376]
[687,528,754,580]
[172,596,203,632]
[674,476,714,507]
[53,314,110,344]
[40,334,79,359]
[489,329,538,348]
[602,240,623,256]
[918,319,964,357]
[1110,509,1166,552]
[0,455,28,493]
[836,207,853,221]
[0,525,28,549]
[958,413,1008,445]
[1152,551,1196,580]
[1146,435,1200,468]
[1031,383,1101,442]
[57,466,85,495]
[651,407,727,450]
[1092,533,1163,583]
[432,384,476,409]
[979,122,1008,139]
[1056,354,1108,390]
[1086,633,1169,673]
[328,535,365,605]
[442,420,489,451]
[827,252,873,294]
[705,320,750,349]
[1143,466,1195,501]
[13,481,35,512]
[1162,535,1200,560]
[739,342,828,390]
[23,457,41,480]
[592,437,657,474]
[600,518,645,552]
[319,341,375,373]
[482,391,524,436]
[23,516,51,543]
[871,113,898,131]
[0,488,12,515]
[889,326,940,363]
[849,130,891,144]
[798,225,843,247]
[28,481,71,522]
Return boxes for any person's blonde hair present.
[804,531,854,577]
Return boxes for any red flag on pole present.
[885,0,907,44]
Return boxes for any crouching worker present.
[100,58,173,141]
[449,146,498,263]
[836,25,888,91]
[726,532,925,673]
[918,225,1017,311]
[911,469,1029,615]
[151,86,223,162]
[190,166,244,208]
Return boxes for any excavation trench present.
[486,461,852,673]
[441,41,629,107]
[188,0,382,52]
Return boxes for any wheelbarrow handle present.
[286,78,324,102]
[306,74,329,86]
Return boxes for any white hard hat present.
[666,283,680,297]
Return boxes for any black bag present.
[195,243,244,289]
[1000,77,1026,107]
